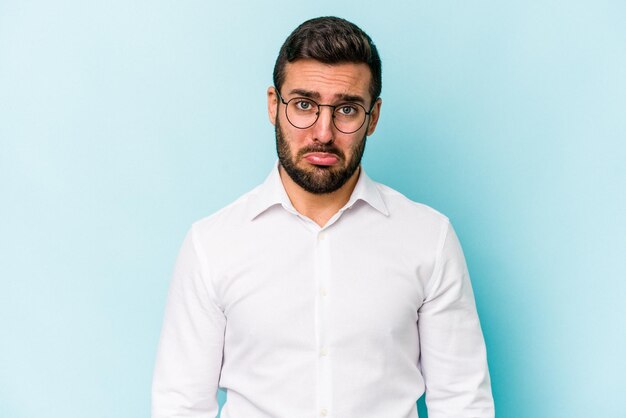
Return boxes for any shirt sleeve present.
[418,221,495,418]
[152,227,226,418]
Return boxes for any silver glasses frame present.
[275,89,375,134]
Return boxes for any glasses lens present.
[286,98,319,129]
[333,103,367,134]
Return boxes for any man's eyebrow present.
[288,89,321,99]
[287,89,367,105]
[334,93,366,105]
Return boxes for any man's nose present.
[312,106,335,144]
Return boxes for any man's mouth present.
[302,152,340,166]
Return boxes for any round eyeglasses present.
[275,89,375,134]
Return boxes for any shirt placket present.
[315,229,332,417]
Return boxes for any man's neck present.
[279,165,361,227]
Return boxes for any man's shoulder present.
[371,179,450,226]
[190,183,264,234]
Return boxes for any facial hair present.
[275,117,367,195]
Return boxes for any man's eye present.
[337,105,358,116]
[295,100,314,110]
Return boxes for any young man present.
[152,16,494,418]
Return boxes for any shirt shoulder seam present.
[189,224,225,312]
[423,217,452,301]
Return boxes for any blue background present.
[1,1,625,417]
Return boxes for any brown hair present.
[273,16,382,102]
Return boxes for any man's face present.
[268,59,381,194]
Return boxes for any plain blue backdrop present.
[1,1,625,417]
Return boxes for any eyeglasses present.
[275,89,375,134]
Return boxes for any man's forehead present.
[282,59,372,99]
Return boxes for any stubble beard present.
[275,118,367,195]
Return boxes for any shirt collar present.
[247,161,390,221]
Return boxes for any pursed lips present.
[302,152,340,166]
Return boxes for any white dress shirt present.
[152,164,494,418]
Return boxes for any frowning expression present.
[268,59,381,194]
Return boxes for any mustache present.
[296,144,345,160]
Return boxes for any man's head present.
[268,17,383,195]
[273,16,382,103]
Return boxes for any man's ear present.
[366,98,382,136]
[267,86,278,126]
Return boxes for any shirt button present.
[320,408,328,416]
[320,348,328,357]
[320,288,328,297]
[318,232,326,241]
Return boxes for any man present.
[152,16,494,418]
